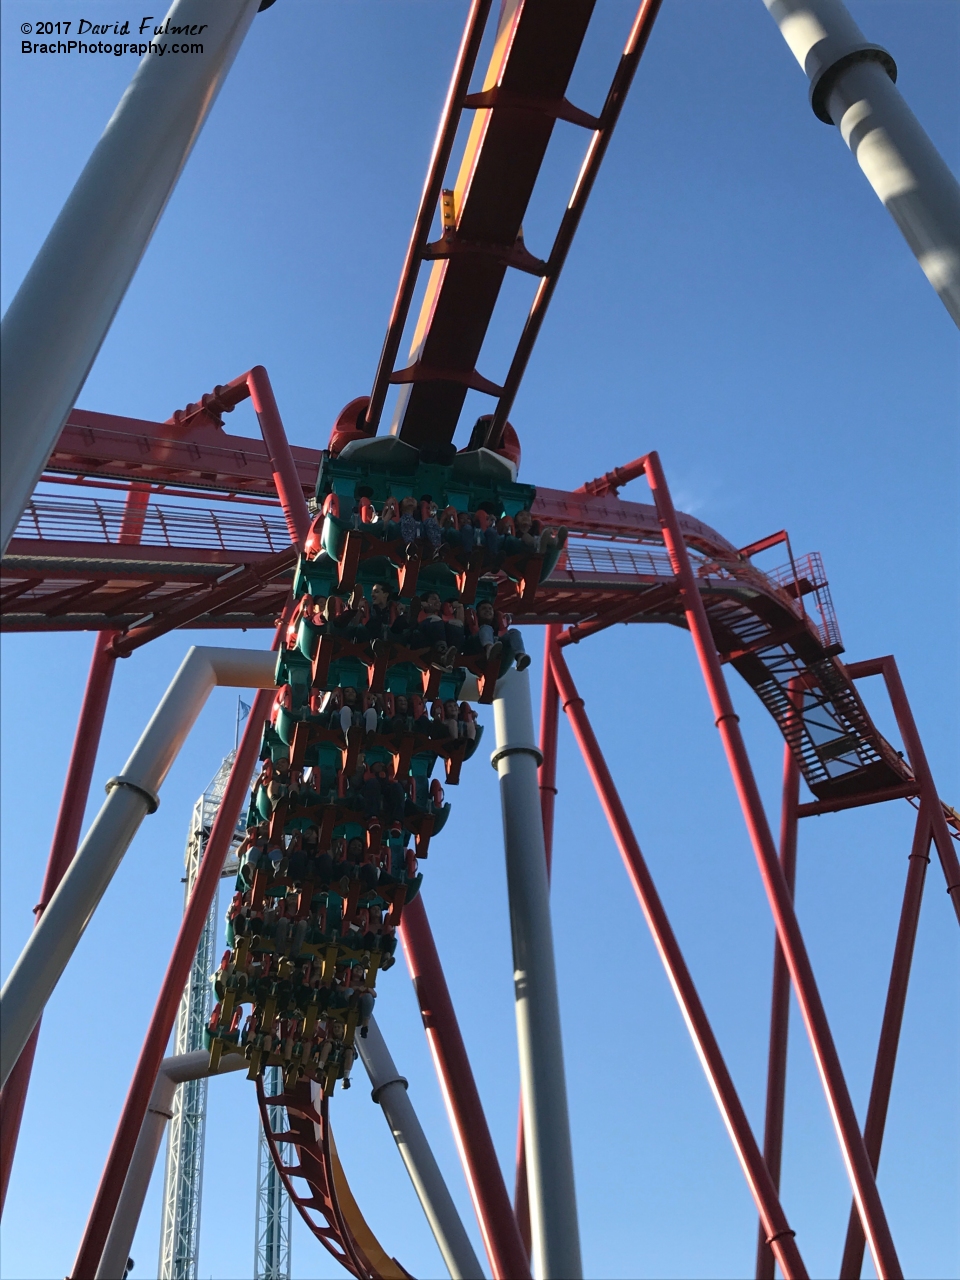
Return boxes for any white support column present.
[762,0,960,327]
[97,1050,246,1280]
[0,646,277,1088]
[0,0,264,552]
[358,1019,484,1280]
[491,668,581,1280]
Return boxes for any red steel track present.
[255,1078,411,1280]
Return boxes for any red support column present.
[846,656,960,926]
[643,451,902,1280]
[0,631,117,1212]
[839,807,932,1279]
[399,894,531,1280]
[755,732,801,1280]
[70,676,277,1278]
[0,485,148,1214]
[514,624,561,1255]
[537,624,561,879]
[549,645,809,1280]
[244,366,311,548]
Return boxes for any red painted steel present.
[796,784,920,817]
[47,406,320,499]
[548,644,808,1280]
[537,625,561,877]
[574,456,650,499]
[0,472,783,636]
[643,450,903,1280]
[3,368,308,643]
[366,0,493,433]
[556,588,672,646]
[755,708,801,1280]
[255,1078,407,1279]
[0,629,118,1213]
[69,673,278,1278]
[394,0,596,448]
[164,365,311,546]
[486,0,664,446]
[243,366,312,547]
[839,807,932,1279]
[106,543,299,658]
[398,894,531,1280]
[10,493,287,555]
[845,656,960,925]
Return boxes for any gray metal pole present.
[0,0,263,552]
[762,0,960,327]
[97,1051,246,1280]
[491,668,581,1280]
[358,1019,484,1280]
[0,646,277,1089]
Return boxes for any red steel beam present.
[69,675,277,1279]
[366,0,494,432]
[8,367,305,651]
[239,366,311,548]
[845,656,960,926]
[531,485,742,560]
[549,644,808,1280]
[739,530,789,559]
[38,578,109,616]
[486,0,664,445]
[574,455,649,499]
[395,0,596,448]
[538,624,561,878]
[107,544,298,657]
[0,577,42,604]
[755,707,801,1280]
[839,807,932,1279]
[796,784,920,818]
[556,582,677,646]
[0,630,118,1212]
[39,471,284,508]
[1,542,281,572]
[399,894,531,1280]
[643,450,902,1279]
[45,365,316,518]
[49,407,319,499]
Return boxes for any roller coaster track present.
[255,1077,411,1280]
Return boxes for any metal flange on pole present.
[762,0,960,327]
[491,668,582,1280]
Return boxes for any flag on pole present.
[235,696,252,749]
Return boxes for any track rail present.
[255,1077,411,1280]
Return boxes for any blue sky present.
[1,2,957,1278]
